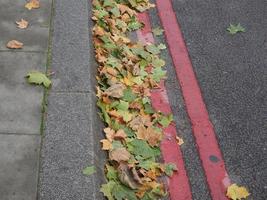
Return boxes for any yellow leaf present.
[100,139,112,150]
[16,19,29,29]
[226,184,250,200]
[6,40,23,49]
[25,0,40,10]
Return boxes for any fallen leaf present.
[104,127,115,142]
[105,83,126,98]
[109,148,131,162]
[152,27,164,36]
[114,129,127,140]
[16,19,29,29]
[6,40,23,49]
[136,126,162,147]
[26,71,51,88]
[164,163,178,176]
[226,184,250,200]
[227,23,245,35]
[82,166,96,176]
[117,162,141,189]
[25,0,40,10]
[176,136,184,146]
[100,181,116,200]
[101,139,113,150]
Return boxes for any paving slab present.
[172,0,267,199]
[0,134,40,200]
[0,52,46,134]
[39,93,105,200]
[50,0,92,92]
[0,0,52,51]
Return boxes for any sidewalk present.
[0,0,52,199]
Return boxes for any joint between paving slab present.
[0,132,40,136]
[0,50,48,53]
[50,90,92,94]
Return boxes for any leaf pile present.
[92,0,176,199]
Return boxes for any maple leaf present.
[137,126,162,147]
[16,19,29,29]
[26,71,51,88]
[101,139,113,150]
[123,88,137,102]
[227,23,245,35]
[109,147,131,162]
[6,40,23,49]
[226,184,250,200]
[82,166,96,176]
[117,162,141,189]
[25,0,40,10]
[112,184,138,200]
[158,114,173,128]
[152,57,165,68]
[117,110,133,122]
[100,181,116,200]
[116,100,129,111]
[152,67,166,82]
[106,165,119,181]
[105,83,126,98]
[164,163,178,176]
[176,136,184,146]
[152,27,164,36]
[146,44,160,55]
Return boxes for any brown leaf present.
[137,126,162,147]
[105,83,126,98]
[6,40,23,49]
[129,116,143,131]
[118,162,141,189]
[104,127,115,142]
[100,139,112,150]
[16,19,29,29]
[25,0,40,10]
[114,129,127,140]
[109,148,131,162]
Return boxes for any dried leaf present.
[16,19,29,29]
[6,40,23,49]
[109,148,131,162]
[25,0,40,10]
[176,136,184,146]
[101,139,113,150]
[105,83,126,98]
[226,184,250,200]
[118,162,140,189]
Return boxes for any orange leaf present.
[6,40,23,49]
[25,0,40,10]
[100,139,112,150]
[16,19,29,29]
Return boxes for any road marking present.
[137,12,192,200]
[155,0,231,199]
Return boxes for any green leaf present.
[128,17,143,31]
[82,166,96,176]
[144,103,155,114]
[116,100,129,111]
[158,114,173,128]
[138,159,159,170]
[227,23,245,35]
[157,43,166,50]
[106,165,118,181]
[152,67,166,82]
[151,57,165,68]
[97,100,111,125]
[110,7,120,17]
[117,110,132,122]
[123,88,137,102]
[164,163,177,176]
[100,181,116,200]
[26,71,51,88]
[152,27,164,36]
[112,184,138,200]
[146,44,160,55]
[127,139,160,159]
[142,97,150,104]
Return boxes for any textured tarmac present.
[172,0,267,199]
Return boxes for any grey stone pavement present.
[0,0,52,200]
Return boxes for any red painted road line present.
[155,0,231,199]
[137,12,192,200]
